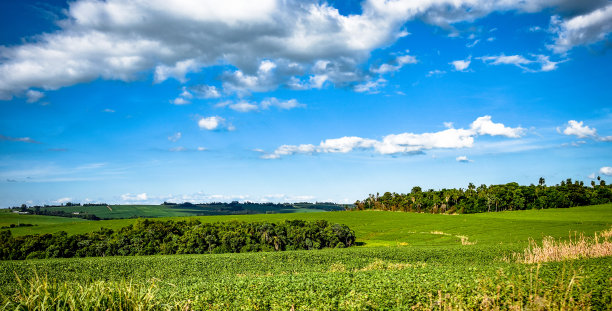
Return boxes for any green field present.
[12,202,342,220]
[1,205,611,309]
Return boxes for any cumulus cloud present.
[172,97,190,105]
[121,193,148,201]
[470,115,525,138]
[230,101,259,112]
[600,166,612,176]
[0,134,41,144]
[561,120,597,138]
[154,59,200,83]
[479,54,563,72]
[25,90,45,103]
[198,116,234,131]
[451,58,471,71]
[260,115,524,159]
[191,85,221,99]
[548,4,612,54]
[2,0,609,100]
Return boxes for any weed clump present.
[515,228,612,263]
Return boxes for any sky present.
[1,0,612,207]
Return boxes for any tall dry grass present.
[515,227,612,264]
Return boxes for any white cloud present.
[55,197,73,204]
[599,136,612,142]
[470,115,525,138]
[479,54,563,72]
[548,4,612,54]
[456,156,472,162]
[426,69,446,77]
[354,78,387,94]
[191,85,221,99]
[168,132,182,142]
[262,144,317,159]
[197,146,206,151]
[218,97,302,112]
[562,120,597,138]
[0,0,610,100]
[530,26,543,32]
[154,59,200,83]
[261,115,524,158]
[588,172,596,179]
[229,101,259,112]
[261,98,302,110]
[371,51,417,74]
[198,116,233,131]
[451,59,471,71]
[121,193,148,201]
[103,108,115,113]
[180,87,193,99]
[26,90,44,103]
[169,146,186,152]
[172,97,190,105]
[600,166,612,176]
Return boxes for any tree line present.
[0,219,356,260]
[354,177,612,214]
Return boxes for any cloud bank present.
[261,115,525,159]
[1,0,611,100]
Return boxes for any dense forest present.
[354,177,612,214]
[0,219,356,260]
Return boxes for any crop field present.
[1,204,611,309]
[11,202,344,220]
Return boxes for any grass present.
[512,227,612,263]
[2,204,611,248]
[20,203,338,220]
[1,204,611,309]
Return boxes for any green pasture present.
[1,204,611,309]
[2,204,611,248]
[22,203,336,220]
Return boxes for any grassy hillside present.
[2,204,611,247]
[10,202,343,220]
[1,204,611,309]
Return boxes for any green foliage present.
[355,178,612,213]
[0,219,356,260]
[0,205,611,309]
[1,249,610,310]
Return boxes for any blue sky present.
[1,0,611,207]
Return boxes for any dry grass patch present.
[514,227,612,264]
[457,235,476,245]
[425,231,476,245]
